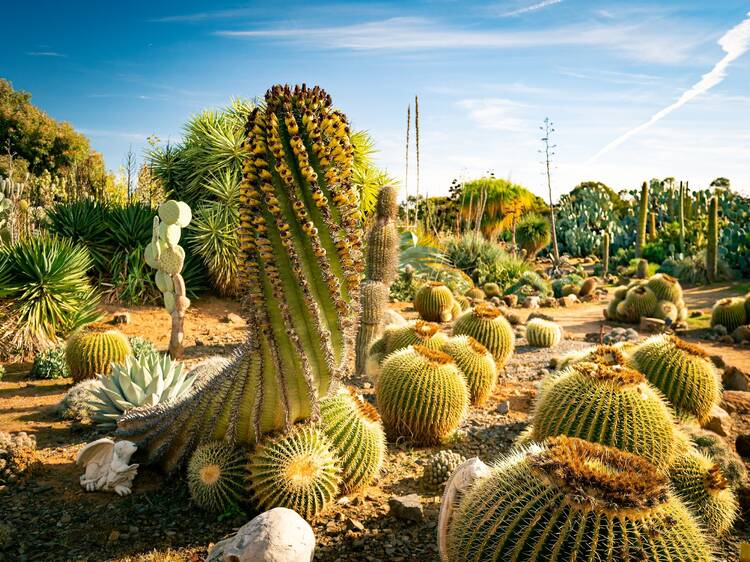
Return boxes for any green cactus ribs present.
[446,436,713,562]
[117,84,363,470]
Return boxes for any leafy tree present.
[710,177,730,189]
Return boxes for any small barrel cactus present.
[525,318,562,348]
[578,276,596,297]
[446,436,713,562]
[0,431,38,485]
[247,426,341,521]
[482,282,501,298]
[440,335,498,406]
[383,320,448,356]
[319,388,386,492]
[711,297,747,332]
[636,257,649,278]
[555,344,628,371]
[452,304,515,366]
[621,285,657,321]
[464,287,485,300]
[679,423,747,489]
[89,351,198,428]
[531,362,677,470]
[376,345,468,445]
[628,335,720,423]
[454,294,470,311]
[187,441,247,513]
[422,449,466,488]
[65,328,131,382]
[669,447,738,535]
[29,345,70,379]
[646,273,683,302]
[414,282,456,322]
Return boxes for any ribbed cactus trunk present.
[707,195,718,283]
[602,231,610,275]
[118,85,363,471]
[355,185,399,375]
[648,211,657,241]
[635,181,649,258]
[678,181,685,253]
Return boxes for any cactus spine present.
[414,282,456,322]
[446,437,713,562]
[525,318,562,347]
[452,304,515,367]
[706,194,718,283]
[65,329,132,382]
[144,200,192,359]
[118,85,363,470]
[635,180,649,257]
[187,441,247,512]
[602,231,610,275]
[355,185,399,375]
[376,346,468,445]
[440,336,498,406]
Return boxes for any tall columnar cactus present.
[376,346,468,445]
[635,180,649,257]
[707,195,718,282]
[446,437,713,562]
[679,181,686,252]
[319,388,386,492]
[452,304,515,367]
[635,257,649,278]
[414,282,456,322]
[629,335,720,423]
[65,329,132,383]
[440,336,498,406]
[648,211,657,241]
[355,185,399,375]
[669,447,738,535]
[144,200,192,359]
[530,362,677,470]
[118,85,363,470]
[601,231,610,275]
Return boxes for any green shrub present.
[641,241,668,264]
[128,336,157,360]
[474,251,532,291]
[29,345,69,379]
[443,233,505,281]
[515,213,551,257]
[0,236,101,354]
[44,200,109,272]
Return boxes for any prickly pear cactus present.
[144,201,192,359]
[118,84,363,470]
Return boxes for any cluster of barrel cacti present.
[443,333,737,561]
[606,272,688,325]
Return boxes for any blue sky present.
[2,0,750,200]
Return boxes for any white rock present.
[702,405,733,437]
[382,309,407,328]
[207,508,315,562]
[523,296,540,309]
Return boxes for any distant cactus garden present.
[1,78,750,562]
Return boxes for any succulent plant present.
[482,282,501,298]
[635,181,649,257]
[679,423,747,489]
[376,345,468,445]
[440,335,497,406]
[319,388,386,492]
[669,447,738,535]
[452,303,515,367]
[554,344,628,371]
[65,328,132,382]
[382,320,448,356]
[56,378,100,422]
[602,230,610,274]
[247,426,341,521]
[653,300,678,322]
[707,195,719,282]
[525,318,562,348]
[422,450,466,488]
[636,257,649,278]
[622,285,657,320]
[29,344,70,379]
[454,294,470,310]
[464,287,485,300]
[187,441,247,513]
[128,336,157,360]
[628,335,720,423]
[414,282,456,322]
[446,436,712,562]
[530,362,677,470]
[117,85,363,470]
[355,185,399,375]
[89,352,198,428]
[578,276,597,297]
[0,432,38,485]
[646,273,683,303]
[711,297,747,332]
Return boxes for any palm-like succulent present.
[44,201,109,272]
[515,213,551,257]
[89,351,197,428]
[351,130,396,217]
[0,236,101,354]
[189,200,240,296]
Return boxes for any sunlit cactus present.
[711,297,747,332]
[65,328,131,382]
[452,303,514,367]
[706,195,718,282]
[118,84,363,470]
[635,180,649,257]
[187,441,247,513]
[440,335,497,405]
[446,436,713,562]
[414,282,456,322]
[525,318,562,347]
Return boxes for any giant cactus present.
[706,194,718,282]
[446,437,713,562]
[118,84,363,470]
[635,180,649,257]
[355,185,399,375]
[601,230,610,275]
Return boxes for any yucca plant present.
[351,130,396,217]
[0,237,101,354]
[189,200,240,296]
[103,202,154,251]
[44,200,109,273]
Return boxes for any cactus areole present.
[118,84,364,470]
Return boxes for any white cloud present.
[590,11,750,162]
[26,51,66,58]
[499,0,563,18]
[216,17,701,64]
[457,98,527,131]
